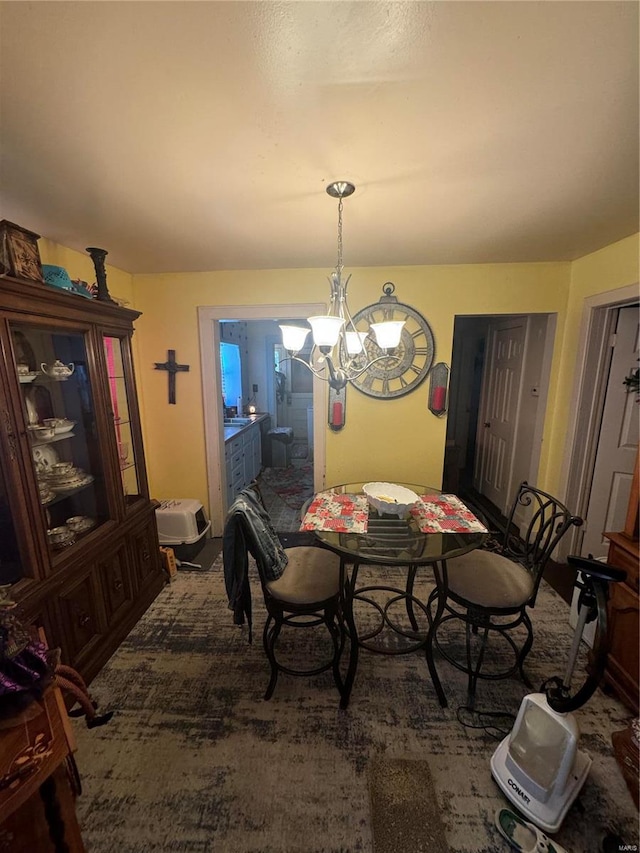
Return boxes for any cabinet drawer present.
[232,461,244,487]
[608,539,639,591]
[129,518,162,591]
[228,436,243,455]
[56,566,105,671]
[242,424,256,447]
[98,542,133,626]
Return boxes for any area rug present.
[257,463,314,509]
[368,757,449,853]
[71,558,639,853]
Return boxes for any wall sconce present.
[428,363,450,416]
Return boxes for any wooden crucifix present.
[154,349,190,404]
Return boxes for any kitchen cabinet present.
[0,273,164,686]
[224,417,264,506]
[603,447,639,715]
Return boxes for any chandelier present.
[279,181,405,392]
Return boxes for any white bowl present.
[53,420,76,434]
[362,482,420,518]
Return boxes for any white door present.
[474,318,527,514]
[581,305,639,558]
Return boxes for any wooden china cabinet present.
[0,273,165,685]
[603,446,639,715]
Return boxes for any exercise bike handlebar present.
[543,555,626,714]
[566,554,626,585]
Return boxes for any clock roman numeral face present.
[344,299,435,398]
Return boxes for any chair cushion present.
[265,546,341,605]
[445,549,534,609]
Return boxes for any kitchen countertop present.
[223,412,270,442]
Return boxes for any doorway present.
[563,290,639,558]
[198,303,326,537]
[443,313,555,522]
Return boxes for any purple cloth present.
[0,639,53,718]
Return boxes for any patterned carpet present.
[71,558,639,853]
[257,463,314,511]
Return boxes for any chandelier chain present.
[336,195,344,276]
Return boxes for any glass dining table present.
[302,482,489,709]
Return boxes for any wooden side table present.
[0,685,85,852]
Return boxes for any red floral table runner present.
[300,492,369,533]
[410,494,488,534]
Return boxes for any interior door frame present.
[463,313,554,518]
[561,283,639,556]
[198,303,326,536]
[472,315,529,514]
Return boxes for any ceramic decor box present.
[0,220,44,282]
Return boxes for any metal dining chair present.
[223,485,347,702]
[426,482,583,706]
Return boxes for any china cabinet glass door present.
[10,322,111,555]
[104,335,141,503]
[0,452,22,585]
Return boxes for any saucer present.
[66,516,97,533]
[50,473,94,493]
[18,372,38,383]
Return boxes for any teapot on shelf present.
[41,360,75,381]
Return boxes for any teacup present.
[16,363,30,375]
[50,462,74,474]
[66,516,91,533]
[47,526,74,544]
[43,417,65,428]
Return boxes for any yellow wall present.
[36,233,639,519]
[131,262,573,511]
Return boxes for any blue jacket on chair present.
[223,487,288,643]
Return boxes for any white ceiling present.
[0,1,638,275]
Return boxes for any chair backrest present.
[501,482,583,604]
[224,485,288,591]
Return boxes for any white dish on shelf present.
[45,418,76,435]
[32,444,60,473]
[66,515,97,533]
[27,424,55,440]
[38,484,56,504]
[48,471,82,485]
[31,431,75,445]
[47,525,76,547]
[18,372,38,383]
[50,473,94,493]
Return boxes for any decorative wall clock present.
[345,283,435,398]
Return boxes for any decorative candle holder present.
[86,247,117,304]
[328,385,346,431]
[428,362,450,417]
